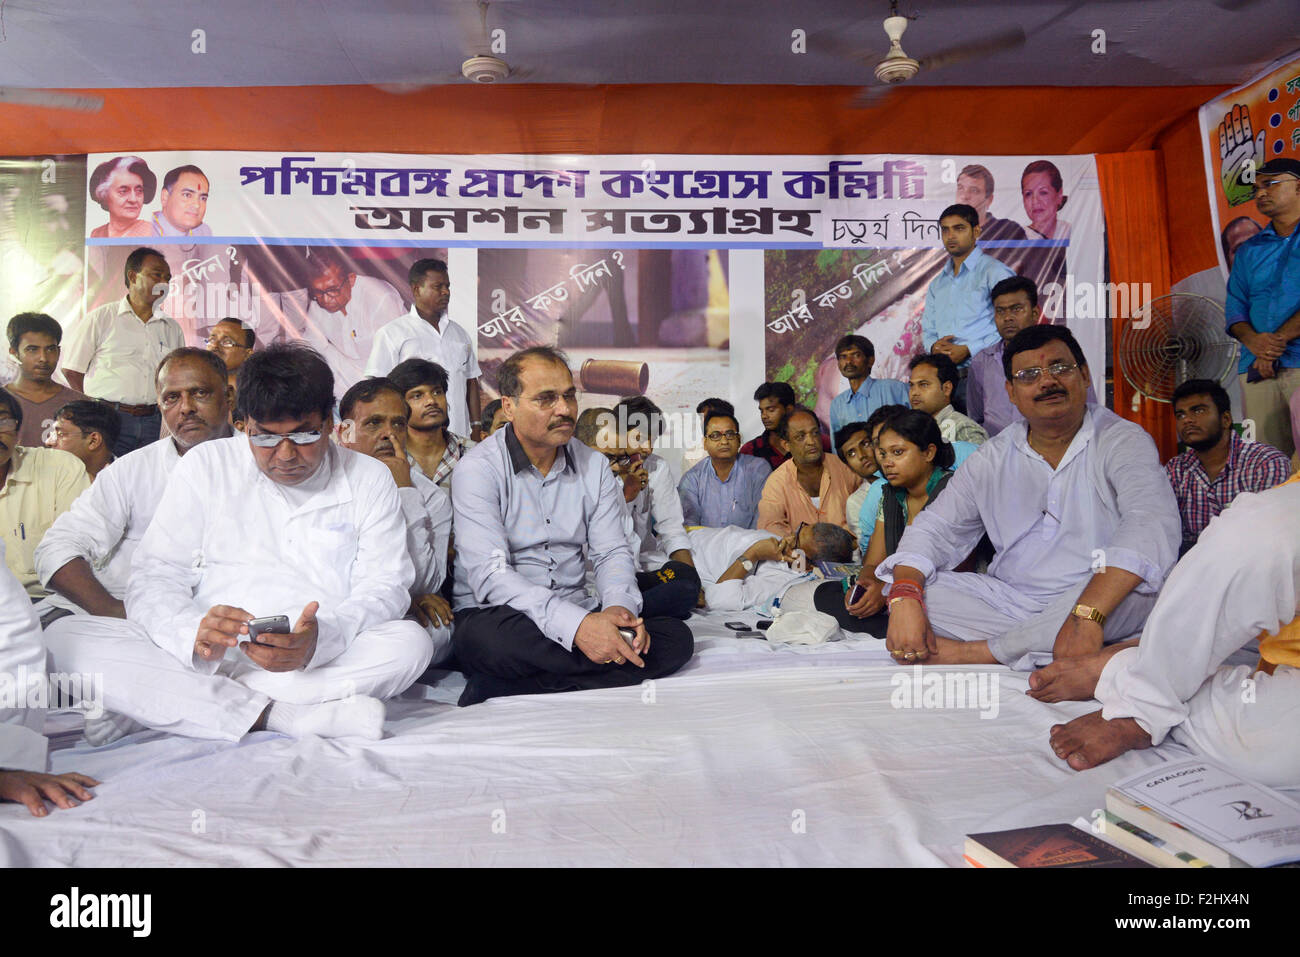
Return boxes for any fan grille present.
[1118,294,1238,403]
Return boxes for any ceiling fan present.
[0,88,101,112]
[845,1,1027,108]
[379,0,530,93]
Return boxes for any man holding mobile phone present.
[449,346,694,706]
[45,343,430,743]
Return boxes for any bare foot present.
[923,636,998,666]
[1027,640,1137,703]
[1049,711,1152,771]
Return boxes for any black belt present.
[98,399,157,416]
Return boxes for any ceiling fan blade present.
[849,84,898,110]
[0,88,103,111]
[451,0,491,57]
[918,26,1026,73]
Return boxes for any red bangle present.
[888,581,924,600]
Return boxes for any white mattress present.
[0,610,1195,867]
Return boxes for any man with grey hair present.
[690,521,853,612]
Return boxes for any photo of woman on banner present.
[88,156,155,239]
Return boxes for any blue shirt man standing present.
[922,203,1015,412]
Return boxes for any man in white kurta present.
[688,524,850,612]
[0,545,99,815]
[1050,477,1300,788]
[44,344,430,743]
[302,256,407,395]
[35,348,233,619]
[878,326,1181,669]
[363,258,481,439]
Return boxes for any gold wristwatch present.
[1071,603,1106,626]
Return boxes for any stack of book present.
[1098,758,1300,868]
[965,759,1300,868]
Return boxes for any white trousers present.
[1097,482,1300,788]
[44,616,433,742]
[922,570,1156,670]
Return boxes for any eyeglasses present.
[308,282,348,302]
[513,388,580,411]
[993,302,1030,318]
[705,430,740,441]
[246,430,322,448]
[602,451,635,467]
[0,417,18,433]
[1251,175,1298,195]
[50,426,86,441]
[1011,361,1081,385]
[206,335,246,350]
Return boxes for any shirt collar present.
[504,423,573,475]
[949,246,986,276]
[3,446,38,486]
[118,295,168,324]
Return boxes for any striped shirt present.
[1164,432,1291,544]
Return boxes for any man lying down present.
[688,523,854,612]
[43,343,432,745]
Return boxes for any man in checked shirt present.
[1164,378,1291,556]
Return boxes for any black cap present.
[1256,157,1300,178]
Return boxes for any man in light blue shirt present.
[922,203,1015,412]
[679,410,771,528]
[827,334,909,449]
[450,346,693,706]
[1224,157,1300,459]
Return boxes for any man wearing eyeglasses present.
[877,325,1180,683]
[1225,157,1300,459]
[36,348,231,633]
[44,343,429,743]
[678,410,770,529]
[300,249,407,395]
[205,317,254,398]
[449,346,694,706]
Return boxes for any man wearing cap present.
[1225,157,1300,459]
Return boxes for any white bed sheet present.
[0,607,1199,867]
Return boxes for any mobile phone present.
[756,620,772,631]
[847,582,867,605]
[724,621,752,631]
[247,615,290,646]
[617,627,637,643]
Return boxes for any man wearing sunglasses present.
[44,343,429,743]
[1225,157,1300,459]
[449,346,693,706]
[877,325,1180,686]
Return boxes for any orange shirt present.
[757,454,861,536]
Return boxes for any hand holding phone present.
[247,614,290,647]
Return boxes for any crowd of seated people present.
[3,231,1299,817]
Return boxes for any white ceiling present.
[0,0,1295,90]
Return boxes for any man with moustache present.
[61,247,184,456]
[877,326,1180,675]
[757,407,861,536]
[827,334,908,451]
[365,258,481,439]
[36,348,233,628]
[336,376,454,662]
[450,346,693,706]
[922,204,1015,412]
[206,318,254,395]
[1164,378,1290,555]
[388,357,475,493]
[44,343,428,743]
[4,312,83,448]
[1226,157,1300,458]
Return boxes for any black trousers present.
[452,604,695,706]
[813,580,889,639]
[636,560,700,620]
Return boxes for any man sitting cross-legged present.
[1048,476,1300,788]
[876,325,1181,669]
[44,343,430,743]
[36,348,233,627]
[336,376,454,665]
[449,346,694,707]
